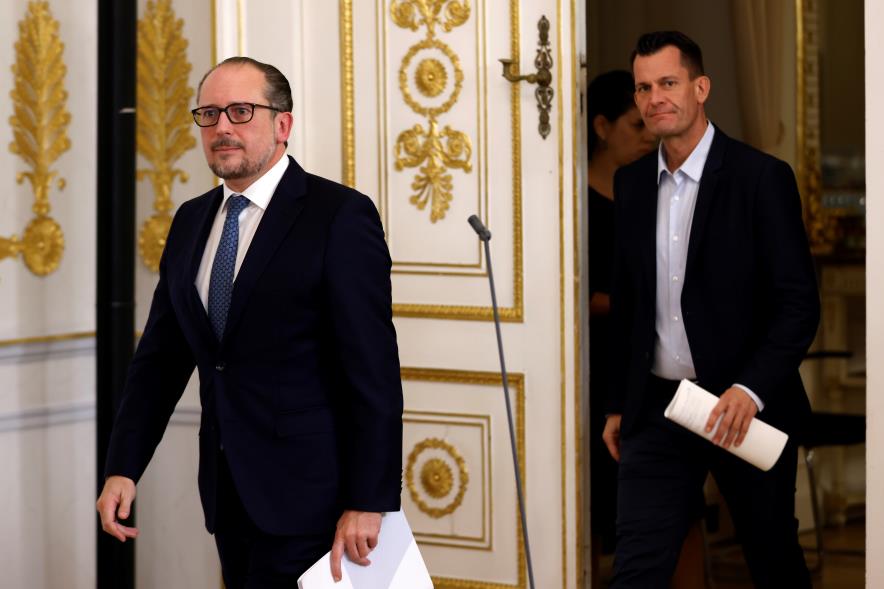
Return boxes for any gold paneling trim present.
[136,0,197,272]
[555,1,569,585]
[210,0,217,65]
[401,366,525,588]
[382,0,482,270]
[236,0,244,55]
[394,302,521,322]
[350,0,516,301]
[5,1,70,277]
[388,0,522,320]
[404,414,489,548]
[795,0,835,253]
[340,0,356,187]
[570,0,583,586]
[0,331,94,349]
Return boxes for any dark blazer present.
[609,127,820,438]
[105,157,403,536]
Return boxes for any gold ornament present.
[20,217,64,276]
[395,119,472,223]
[5,1,70,276]
[420,457,454,498]
[391,0,470,37]
[138,213,173,272]
[136,0,196,271]
[415,58,447,97]
[392,2,471,223]
[405,437,469,518]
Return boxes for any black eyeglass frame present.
[191,103,282,127]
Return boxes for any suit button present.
[215,363,225,372]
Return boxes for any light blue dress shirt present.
[651,123,764,411]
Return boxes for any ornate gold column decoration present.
[392,0,473,223]
[796,0,837,253]
[136,0,196,271]
[4,1,70,276]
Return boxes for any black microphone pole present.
[468,215,536,589]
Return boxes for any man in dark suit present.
[96,57,403,587]
[601,32,819,587]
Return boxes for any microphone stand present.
[468,215,536,589]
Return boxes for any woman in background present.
[587,70,706,589]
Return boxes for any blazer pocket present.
[274,405,335,438]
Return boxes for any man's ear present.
[276,111,294,145]
[694,75,711,105]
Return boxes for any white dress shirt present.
[651,123,763,411]
[195,155,290,309]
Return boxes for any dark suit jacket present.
[105,156,403,536]
[608,127,820,438]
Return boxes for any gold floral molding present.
[136,0,196,271]
[405,436,469,518]
[392,0,473,223]
[3,1,70,276]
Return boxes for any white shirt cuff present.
[733,383,764,412]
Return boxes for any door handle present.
[499,15,553,139]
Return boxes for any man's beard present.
[209,138,275,180]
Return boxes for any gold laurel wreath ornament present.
[4,1,71,276]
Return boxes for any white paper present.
[663,380,789,471]
[297,510,434,589]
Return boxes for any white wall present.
[865,0,882,584]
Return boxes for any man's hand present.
[602,414,623,462]
[330,510,381,582]
[705,387,758,449]
[96,475,139,542]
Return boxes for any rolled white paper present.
[664,380,789,471]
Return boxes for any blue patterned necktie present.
[207,194,250,340]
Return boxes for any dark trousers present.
[214,454,334,589]
[611,376,810,589]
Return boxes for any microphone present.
[466,215,535,589]
[467,214,491,242]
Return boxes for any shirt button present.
[673,316,679,321]
[673,235,679,241]
[676,355,681,361]
[674,196,680,201]
[215,363,225,372]
[672,275,679,282]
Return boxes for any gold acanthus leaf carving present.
[391,0,470,36]
[9,1,71,218]
[395,118,472,223]
[136,0,196,271]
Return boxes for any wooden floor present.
[594,520,865,588]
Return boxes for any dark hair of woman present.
[586,70,638,159]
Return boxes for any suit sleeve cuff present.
[733,383,764,412]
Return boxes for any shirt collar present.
[221,154,290,210]
[657,122,715,184]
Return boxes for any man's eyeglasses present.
[191,103,281,127]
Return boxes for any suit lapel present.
[685,127,727,273]
[637,155,658,304]
[221,157,309,348]
[184,187,223,349]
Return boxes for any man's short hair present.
[196,56,293,113]
[630,31,705,79]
